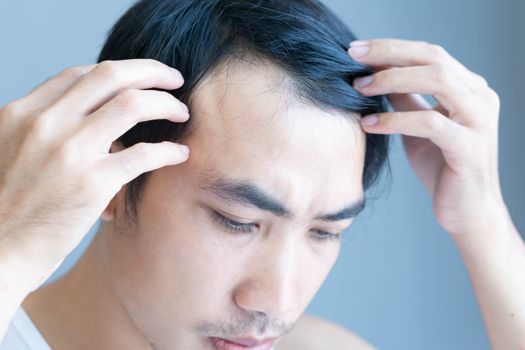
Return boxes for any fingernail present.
[348,42,369,58]
[354,75,374,89]
[350,40,369,47]
[361,115,378,126]
[181,103,189,113]
[180,145,190,156]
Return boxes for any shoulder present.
[275,313,376,350]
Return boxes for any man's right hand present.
[0,59,190,295]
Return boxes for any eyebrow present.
[199,173,366,222]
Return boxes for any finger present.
[353,65,477,119]
[48,59,185,121]
[16,65,96,115]
[75,89,189,153]
[348,39,486,90]
[360,110,467,154]
[348,38,461,68]
[104,141,190,188]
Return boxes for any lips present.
[210,337,275,350]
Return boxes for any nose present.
[233,236,300,318]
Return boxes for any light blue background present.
[1,1,524,349]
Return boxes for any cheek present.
[102,182,244,337]
[102,201,244,347]
[111,202,238,308]
[299,243,340,304]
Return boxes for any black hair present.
[98,0,391,220]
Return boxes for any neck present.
[22,223,153,350]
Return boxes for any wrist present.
[0,233,62,297]
[451,202,520,263]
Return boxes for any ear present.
[100,141,126,222]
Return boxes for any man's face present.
[102,59,367,349]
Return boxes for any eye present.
[209,209,343,241]
[312,229,342,241]
[210,210,257,234]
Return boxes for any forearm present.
[452,205,525,349]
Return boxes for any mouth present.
[209,336,276,350]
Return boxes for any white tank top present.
[1,307,277,350]
[0,306,51,350]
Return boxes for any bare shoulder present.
[275,313,376,350]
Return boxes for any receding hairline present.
[187,44,348,118]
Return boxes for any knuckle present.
[150,59,177,77]
[145,58,165,69]
[113,89,142,112]
[427,111,445,131]
[138,58,167,74]
[1,98,25,117]
[382,41,399,56]
[415,40,431,49]
[433,65,453,86]
[23,114,53,141]
[59,66,86,80]
[93,60,120,80]
[131,142,152,158]
[428,44,449,61]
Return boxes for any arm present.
[452,206,525,348]
[347,38,525,348]
[0,59,190,340]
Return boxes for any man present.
[0,0,524,349]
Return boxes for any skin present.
[21,58,367,350]
[0,38,523,349]
[348,39,525,348]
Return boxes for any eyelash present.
[210,210,255,233]
[210,210,342,241]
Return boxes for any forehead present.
[182,58,366,211]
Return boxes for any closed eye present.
[210,210,256,233]
[210,209,342,241]
[311,229,342,241]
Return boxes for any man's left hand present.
[348,38,505,236]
